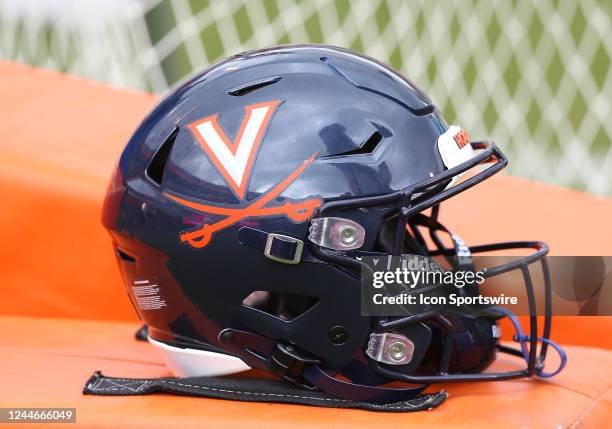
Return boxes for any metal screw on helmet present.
[308,217,365,251]
[388,341,409,361]
[338,225,358,246]
[366,333,415,365]
[218,329,234,343]
[328,325,349,345]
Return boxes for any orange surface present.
[1,315,611,428]
[0,62,156,321]
[1,61,612,427]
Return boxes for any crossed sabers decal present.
[164,153,321,248]
[163,100,321,249]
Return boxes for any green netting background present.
[1,0,611,195]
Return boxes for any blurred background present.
[1,0,610,195]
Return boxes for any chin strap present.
[83,371,446,412]
[217,329,433,404]
[83,328,447,412]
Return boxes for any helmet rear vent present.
[227,76,282,96]
[324,131,383,158]
[242,291,318,321]
[146,126,178,185]
[116,248,135,262]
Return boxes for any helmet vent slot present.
[146,127,178,185]
[324,131,383,158]
[116,248,136,262]
[227,76,282,96]
[242,291,318,321]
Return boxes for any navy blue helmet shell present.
[102,45,563,404]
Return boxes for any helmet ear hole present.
[242,291,281,316]
[242,291,319,321]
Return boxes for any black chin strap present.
[83,371,447,412]
[217,329,433,404]
[85,327,447,412]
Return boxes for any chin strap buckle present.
[238,227,304,264]
[267,343,320,385]
[264,233,304,264]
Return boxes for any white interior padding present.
[149,337,251,377]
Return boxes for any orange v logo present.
[187,100,280,199]
[165,100,321,249]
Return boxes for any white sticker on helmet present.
[131,278,167,311]
[437,125,476,170]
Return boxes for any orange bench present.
[1,61,611,427]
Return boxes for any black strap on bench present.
[83,371,447,412]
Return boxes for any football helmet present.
[102,45,565,405]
